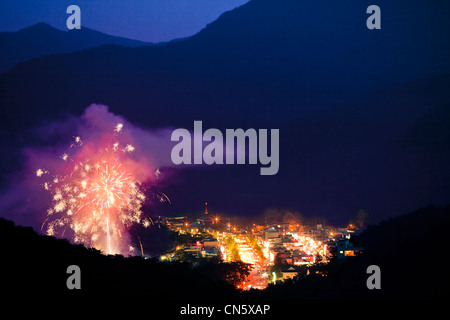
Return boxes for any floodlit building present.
[281,267,298,281]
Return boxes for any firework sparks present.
[123,144,135,153]
[38,123,153,255]
[114,123,124,133]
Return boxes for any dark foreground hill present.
[1,205,449,302]
[0,217,238,300]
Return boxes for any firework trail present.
[37,123,156,255]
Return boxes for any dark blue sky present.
[0,0,249,42]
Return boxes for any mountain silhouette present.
[0,22,152,72]
[179,0,450,92]
[1,0,449,127]
[0,0,449,225]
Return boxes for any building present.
[277,252,292,264]
[202,237,219,248]
[337,239,364,262]
[197,202,214,226]
[292,251,315,265]
[263,227,279,241]
[202,246,220,258]
[185,244,202,253]
[166,216,187,229]
[281,267,298,281]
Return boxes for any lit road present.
[234,236,268,290]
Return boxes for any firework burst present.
[37,123,154,255]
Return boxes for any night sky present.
[0,0,449,229]
[0,0,249,42]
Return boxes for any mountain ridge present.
[0,22,153,72]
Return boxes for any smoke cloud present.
[0,104,175,231]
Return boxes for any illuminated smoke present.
[0,104,175,254]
